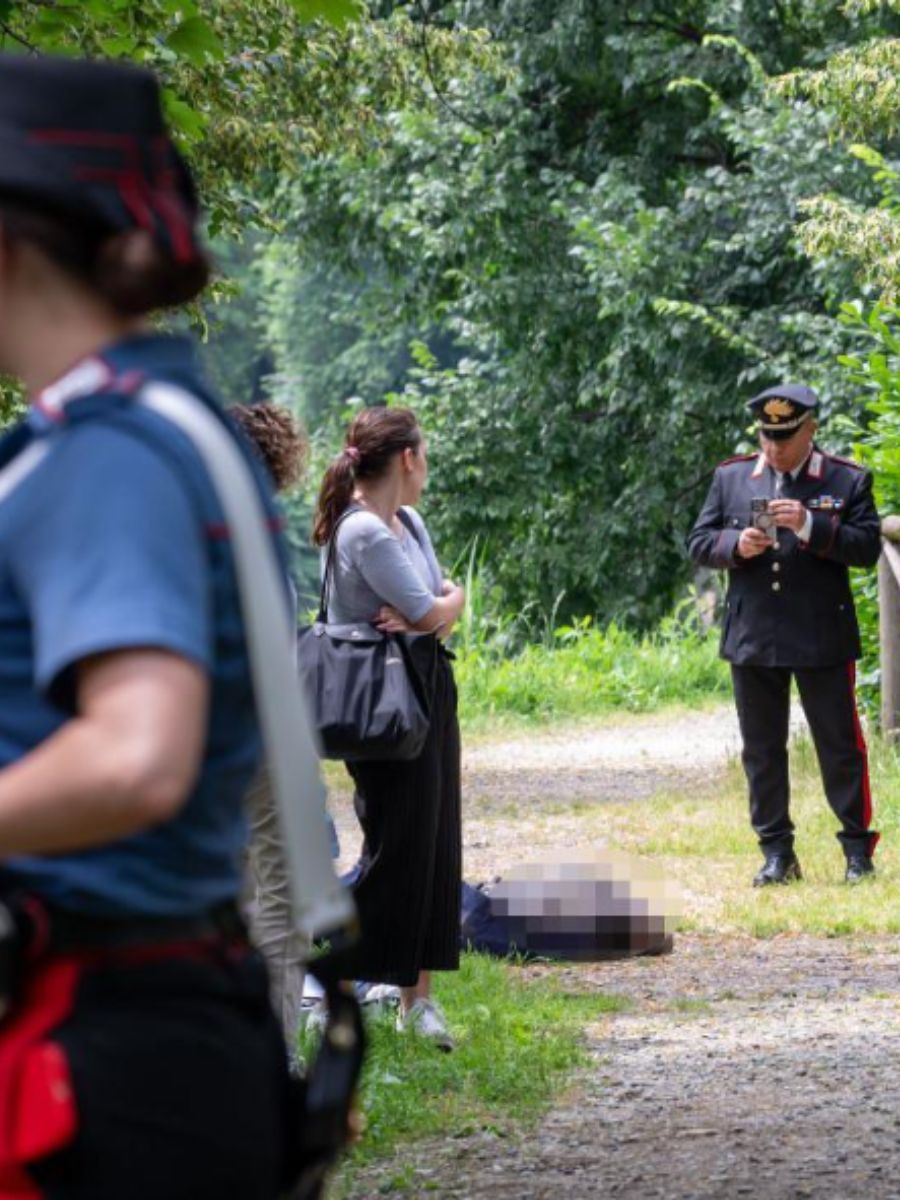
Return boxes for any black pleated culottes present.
[731,661,878,860]
[337,651,462,987]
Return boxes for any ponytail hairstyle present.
[312,406,422,546]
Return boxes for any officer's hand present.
[737,527,773,558]
[768,498,808,533]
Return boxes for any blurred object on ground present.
[461,849,681,961]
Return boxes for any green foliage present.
[312,951,624,1183]
[833,302,900,716]
[837,302,900,517]
[778,34,900,140]
[797,196,900,304]
[774,6,900,297]
[0,2,488,239]
[0,4,493,422]
[291,0,362,27]
[454,587,731,726]
[768,10,900,720]
[263,1,885,628]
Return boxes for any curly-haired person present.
[231,403,307,493]
[230,402,318,1065]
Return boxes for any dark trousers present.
[9,947,290,1200]
[731,662,878,859]
[332,652,462,988]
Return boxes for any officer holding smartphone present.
[688,385,882,887]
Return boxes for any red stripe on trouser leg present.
[847,661,878,855]
[0,956,84,1198]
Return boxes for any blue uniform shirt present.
[0,333,286,916]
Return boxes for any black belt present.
[44,900,247,955]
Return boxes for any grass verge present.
[593,732,900,936]
[316,952,626,1195]
[454,616,730,727]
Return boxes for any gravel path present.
[331,703,806,881]
[332,704,896,1200]
[460,707,754,773]
[349,934,900,1199]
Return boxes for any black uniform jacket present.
[687,446,881,668]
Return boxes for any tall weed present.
[453,577,730,724]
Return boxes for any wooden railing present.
[880,516,900,736]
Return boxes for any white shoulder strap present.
[0,389,352,943]
[139,382,354,941]
[0,442,51,504]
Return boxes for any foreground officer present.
[0,57,295,1198]
[688,385,881,887]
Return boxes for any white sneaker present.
[301,999,328,1034]
[396,998,455,1052]
[361,983,401,1012]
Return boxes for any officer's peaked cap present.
[0,56,201,263]
[747,383,819,440]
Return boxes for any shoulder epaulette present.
[826,452,866,472]
[718,453,756,468]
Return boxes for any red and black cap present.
[0,55,201,263]
[747,383,818,441]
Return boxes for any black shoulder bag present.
[297,507,437,762]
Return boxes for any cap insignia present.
[763,398,795,423]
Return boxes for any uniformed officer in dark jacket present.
[687,384,882,886]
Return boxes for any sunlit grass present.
[315,953,626,1195]
[594,733,900,936]
[450,575,731,726]
[455,620,730,726]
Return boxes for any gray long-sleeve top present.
[324,506,443,625]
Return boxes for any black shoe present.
[753,854,802,888]
[845,855,875,884]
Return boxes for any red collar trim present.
[32,356,113,423]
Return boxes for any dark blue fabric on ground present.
[458,881,674,962]
[459,881,531,959]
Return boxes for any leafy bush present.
[836,303,900,718]
[453,577,730,725]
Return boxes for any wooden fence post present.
[880,516,900,738]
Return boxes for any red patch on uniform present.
[0,957,85,1195]
[847,662,878,855]
[718,453,756,468]
[826,453,865,472]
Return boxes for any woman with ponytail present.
[313,407,465,1050]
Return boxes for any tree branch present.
[414,0,492,135]
[675,467,717,500]
[622,18,706,45]
[0,20,40,54]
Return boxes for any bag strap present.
[138,382,354,943]
[318,504,361,623]
[319,505,425,624]
[397,506,423,546]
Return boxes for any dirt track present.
[345,932,900,1199]
[331,706,898,1200]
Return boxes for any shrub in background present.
[837,303,900,721]
[454,569,730,725]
